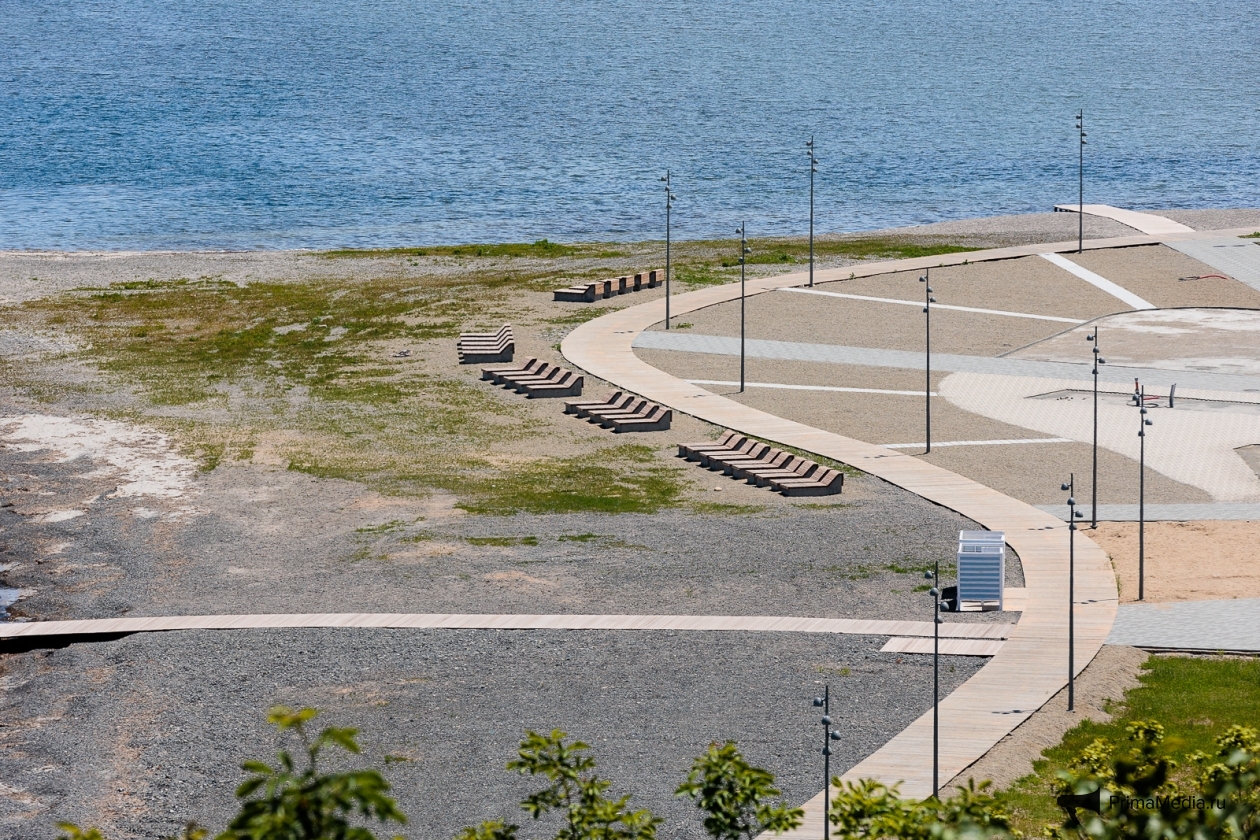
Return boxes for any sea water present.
[1,0,1258,250]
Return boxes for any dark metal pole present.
[1139,388,1150,601]
[1089,329,1104,528]
[807,138,817,288]
[662,171,674,329]
[823,685,830,840]
[921,269,934,453]
[933,580,940,798]
[739,223,748,393]
[813,686,838,840]
[1061,474,1078,711]
[1076,111,1086,254]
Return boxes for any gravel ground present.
[0,628,986,840]
[0,428,1020,625]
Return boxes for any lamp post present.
[1076,110,1087,254]
[1086,329,1106,527]
[812,686,842,840]
[806,137,818,288]
[737,223,751,393]
[1138,388,1153,601]
[1059,474,1085,711]
[661,171,676,329]
[923,567,943,798]
[920,269,936,453]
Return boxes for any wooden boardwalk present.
[0,612,1012,641]
[1052,203,1195,236]
[561,235,1128,818]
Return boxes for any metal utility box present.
[957,530,1005,611]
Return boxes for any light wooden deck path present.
[561,234,1134,821]
[1052,204,1195,236]
[0,612,1012,641]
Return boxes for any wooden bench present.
[552,270,661,303]
[677,430,844,496]
[458,325,514,364]
[565,391,672,433]
[481,358,584,398]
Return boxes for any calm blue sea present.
[1,1,1258,250]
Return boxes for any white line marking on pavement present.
[881,438,1073,449]
[1040,252,1156,310]
[686,379,937,397]
[781,287,1085,323]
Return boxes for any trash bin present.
[957,530,1005,611]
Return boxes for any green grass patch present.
[466,536,539,547]
[557,533,602,542]
[995,655,1260,835]
[455,445,688,515]
[1242,231,1260,239]
[687,501,766,515]
[321,239,578,259]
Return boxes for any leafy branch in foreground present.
[218,705,406,840]
[676,741,803,840]
[829,777,1014,840]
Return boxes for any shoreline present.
[2,207,1257,259]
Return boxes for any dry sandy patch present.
[1088,520,1260,603]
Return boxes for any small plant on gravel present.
[457,728,661,840]
[675,741,804,839]
[219,705,407,840]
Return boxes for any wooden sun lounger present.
[699,441,772,469]
[769,469,845,496]
[519,370,583,398]
[552,270,663,303]
[565,391,627,415]
[677,431,743,460]
[742,460,825,487]
[458,324,514,364]
[482,358,545,383]
[609,405,671,433]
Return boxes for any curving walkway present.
[1052,204,1195,236]
[561,236,1127,819]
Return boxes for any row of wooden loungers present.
[457,324,514,364]
[554,270,662,303]
[564,390,671,433]
[678,430,845,496]
[481,358,583,398]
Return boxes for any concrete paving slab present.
[1165,237,1260,292]
[1107,598,1260,651]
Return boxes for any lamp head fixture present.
[1061,482,1071,491]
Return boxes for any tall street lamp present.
[806,137,818,288]
[920,269,936,453]
[1076,110,1087,254]
[812,686,842,840]
[1086,329,1106,527]
[1059,474,1085,711]
[923,568,944,798]
[661,171,676,329]
[1138,388,1153,601]
[737,223,751,393]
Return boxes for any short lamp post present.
[737,223,751,393]
[920,269,936,453]
[924,567,943,798]
[1138,388,1153,601]
[806,137,818,288]
[1059,474,1085,711]
[661,171,676,329]
[1086,329,1106,527]
[812,686,842,840]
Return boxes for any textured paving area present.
[1107,598,1260,651]
[633,331,1260,394]
[1038,503,1260,521]
[0,628,985,840]
[1166,238,1260,291]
